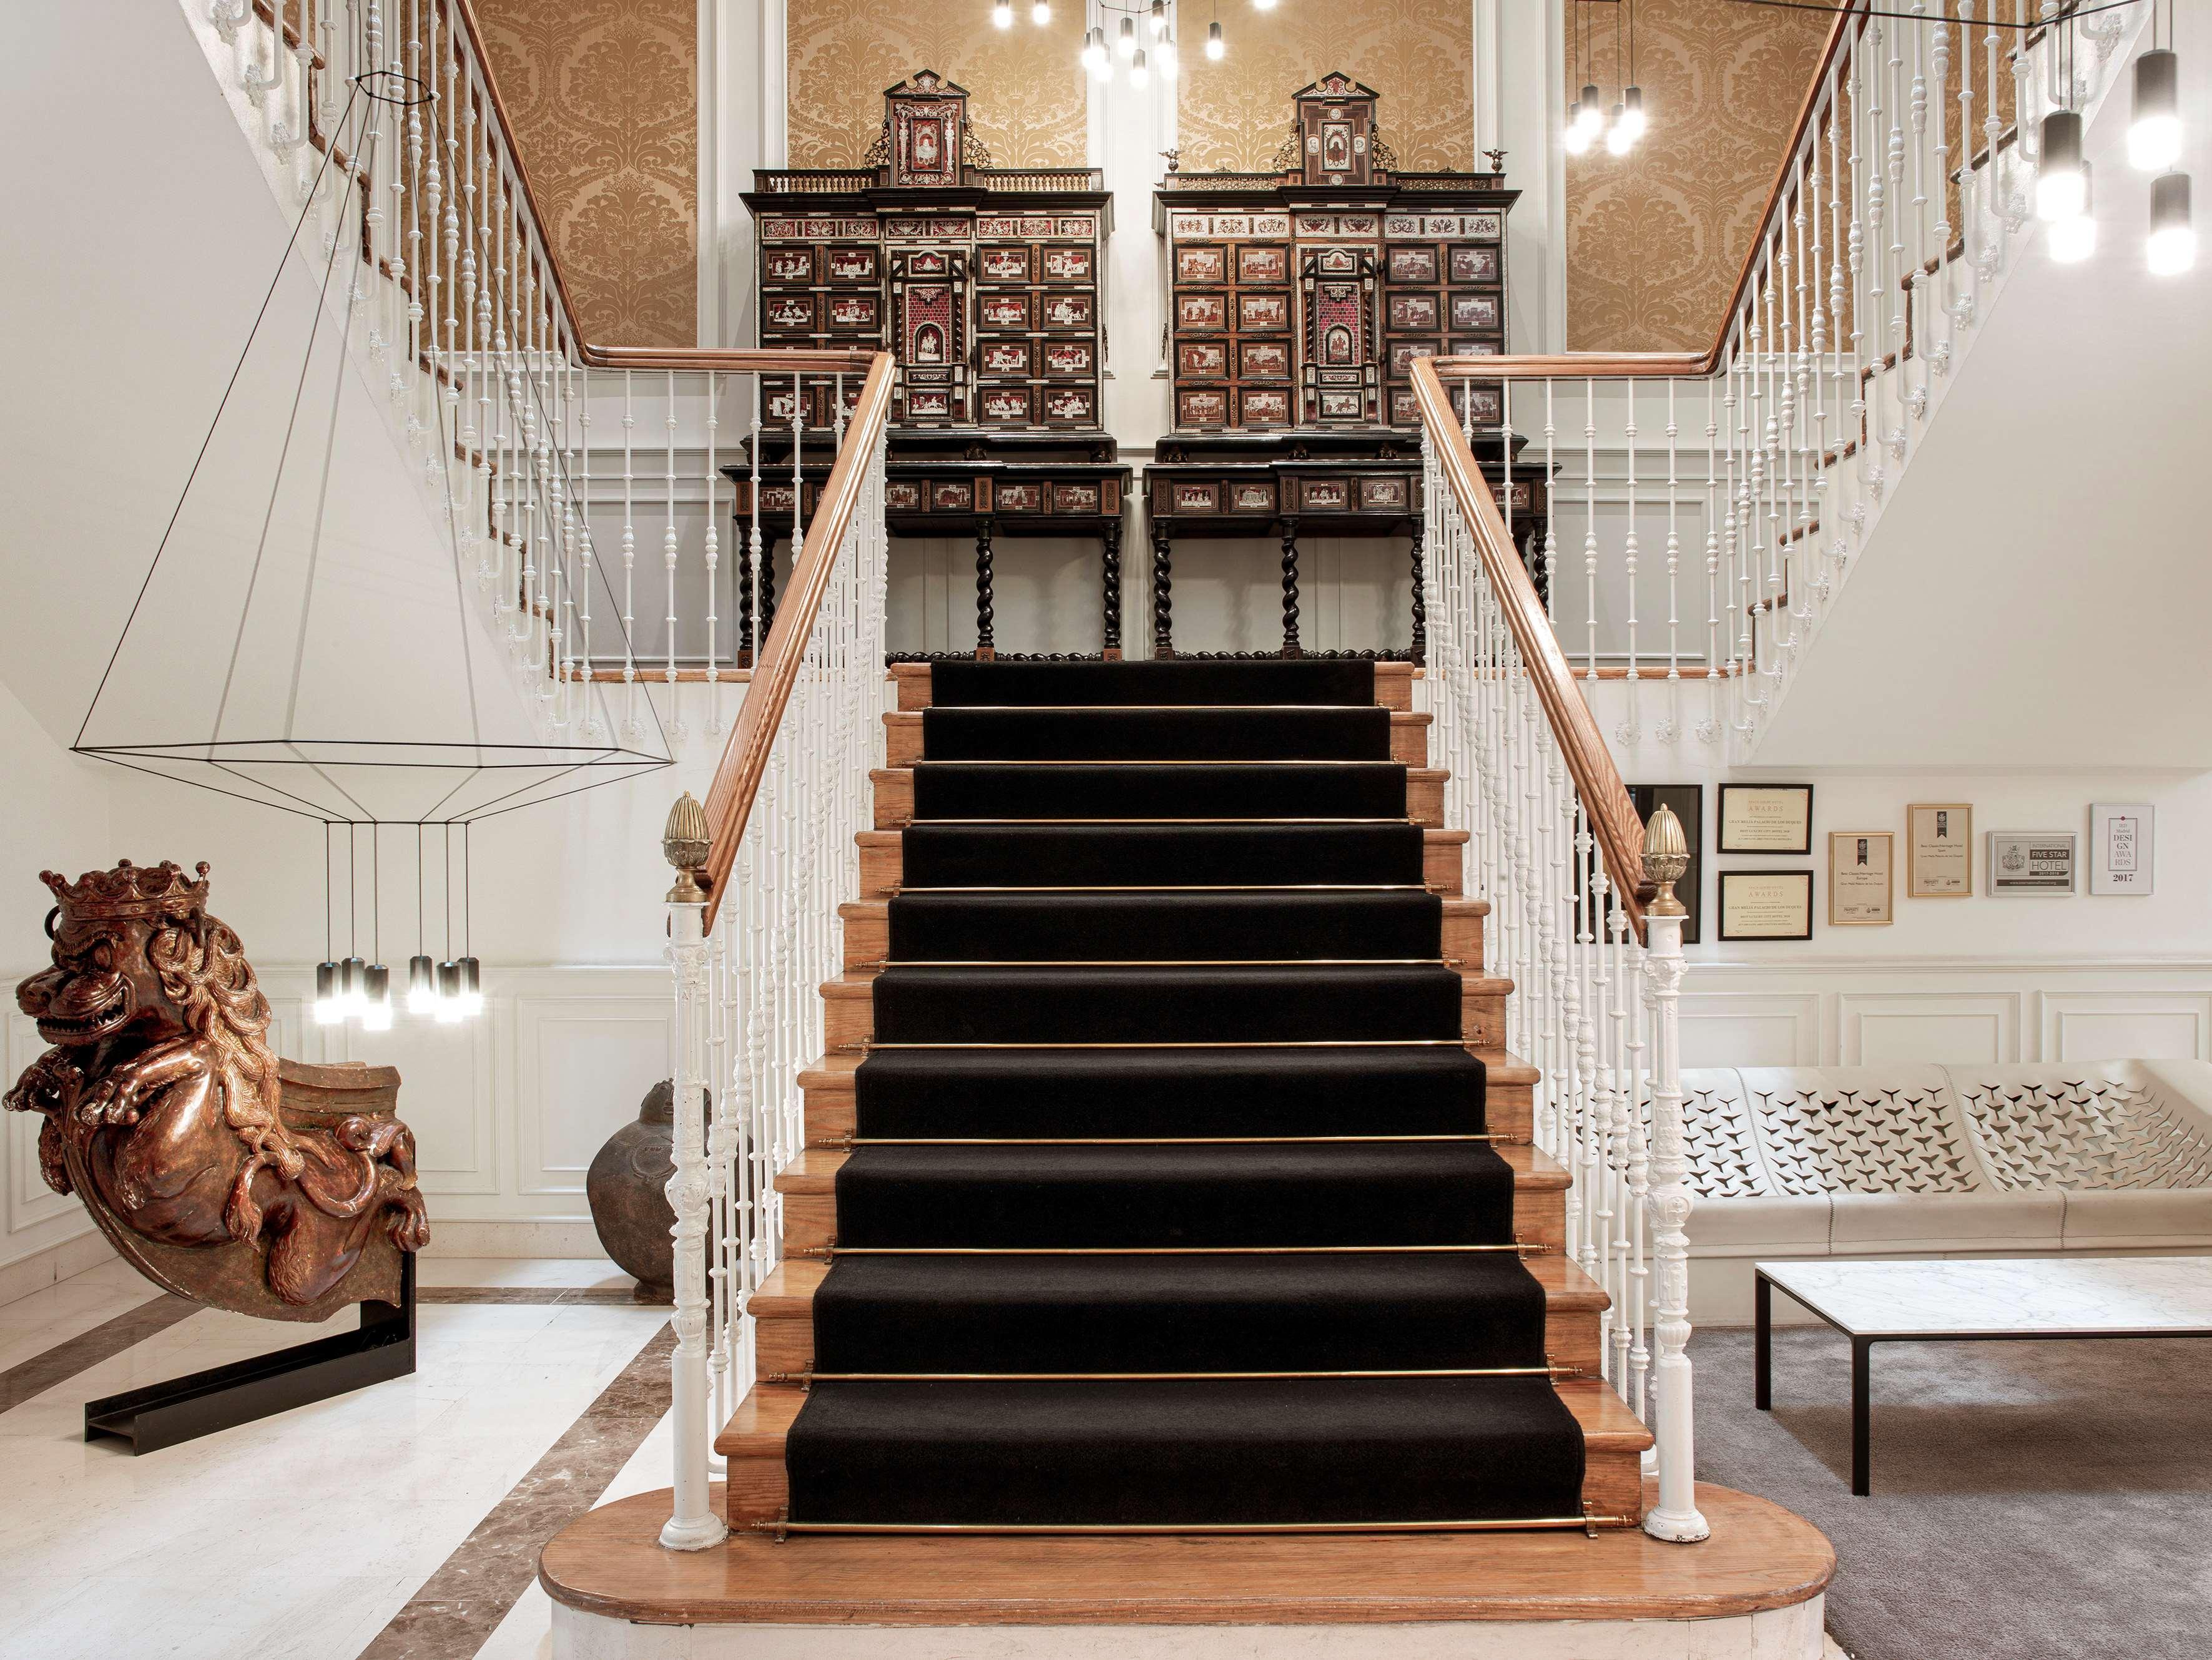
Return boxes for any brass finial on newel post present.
[1642,803,1690,920]
[662,793,711,903]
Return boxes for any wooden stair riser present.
[819,973,1508,1054]
[870,769,1448,831]
[836,899,1488,973]
[882,712,1433,770]
[797,1054,1537,1147]
[856,829,1469,900]
[891,661,1417,713]
[774,1147,1566,1259]
[715,1378,1648,1530]
[750,1271,1609,1385]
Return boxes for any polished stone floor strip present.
[0,1292,197,1413]
[418,1286,644,1307]
[356,1322,676,1660]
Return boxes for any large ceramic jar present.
[585,1079,709,1304]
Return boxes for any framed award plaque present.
[1907,803,1972,897]
[1987,830,2078,897]
[1828,832,1894,926]
[1716,783,1813,855]
[1718,870,1814,941]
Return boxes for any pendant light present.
[1118,15,1137,57]
[2048,162,2096,261]
[1031,0,1051,22]
[2149,171,2196,273]
[991,0,1014,28]
[361,825,391,1031]
[1206,18,1223,59]
[313,823,342,1023]
[1130,45,1149,87]
[1149,0,1167,36]
[2037,110,2087,222]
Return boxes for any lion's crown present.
[41,860,212,923]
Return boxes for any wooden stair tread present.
[775,1141,1566,1194]
[819,969,1516,996]
[718,1372,1649,1460]
[799,1044,1535,1091]
[541,1480,1832,1626]
[838,896,1491,920]
[749,1247,1608,1324]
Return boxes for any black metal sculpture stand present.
[84,1254,417,1455]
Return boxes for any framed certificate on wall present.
[1718,870,1815,941]
[1907,802,1972,897]
[1987,830,2078,896]
[1717,784,1814,854]
[1829,832,1895,926]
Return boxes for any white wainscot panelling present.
[1839,991,2023,1066]
[2040,993,2212,1063]
[516,996,673,1199]
[1678,992,1821,1068]
[5,1008,78,1237]
[327,1007,497,1197]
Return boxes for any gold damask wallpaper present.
[474,0,698,348]
[1174,0,1472,174]
[1564,0,1828,351]
[786,2,1088,168]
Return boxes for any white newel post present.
[661,793,729,1551]
[1638,805,1709,1541]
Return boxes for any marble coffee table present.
[1754,1256,2212,1495]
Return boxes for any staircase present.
[715,657,1649,1536]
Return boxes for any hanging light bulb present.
[1159,37,1177,79]
[2130,48,2183,173]
[313,961,343,1026]
[361,964,393,1032]
[406,953,436,1014]
[992,0,1013,28]
[1031,0,1051,21]
[2149,171,2196,274]
[1149,0,1168,36]
[1082,25,1106,72]
[1605,101,1633,155]
[1616,86,1646,145]
[2047,162,2096,262]
[2036,110,2087,222]
[1563,101,1593,156]
[1252,0,1275,10]
[1118,16,1137,56]
[435,960,464,1024]
[458,956,485,1018]
[340,953,368,1016]
[1575,84,1604,141]
[1206,19,1223,58]
[1130,45,1149,86]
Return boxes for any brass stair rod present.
[766,1365,1578,1383]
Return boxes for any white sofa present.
[1681,1060,2212,1324]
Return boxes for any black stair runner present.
[787,659,1585,1529]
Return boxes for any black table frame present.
[1755,1264,2212,1496]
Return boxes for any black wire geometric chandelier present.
[75,75,671,1030]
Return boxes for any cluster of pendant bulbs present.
[312,825,483,1031]
[2037,29,2193,276]
[1563,0,1643,157]
[993,0,1269,85]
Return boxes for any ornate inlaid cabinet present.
[1151,74,1536,659]
[735,73,1131,660]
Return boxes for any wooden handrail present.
[444,0,873,376]
[1440,2,1862,383]
[1408,357,1647,941]
[697,352,898,928]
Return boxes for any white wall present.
[1589,679,2212,1071]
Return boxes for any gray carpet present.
[1691,1325,2212,1660]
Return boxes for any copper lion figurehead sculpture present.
[6,860,428,1317]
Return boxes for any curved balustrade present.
[1434,0,2136,750]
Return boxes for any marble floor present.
[0,1255,667,1660]
[1,1255,1852,1660]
